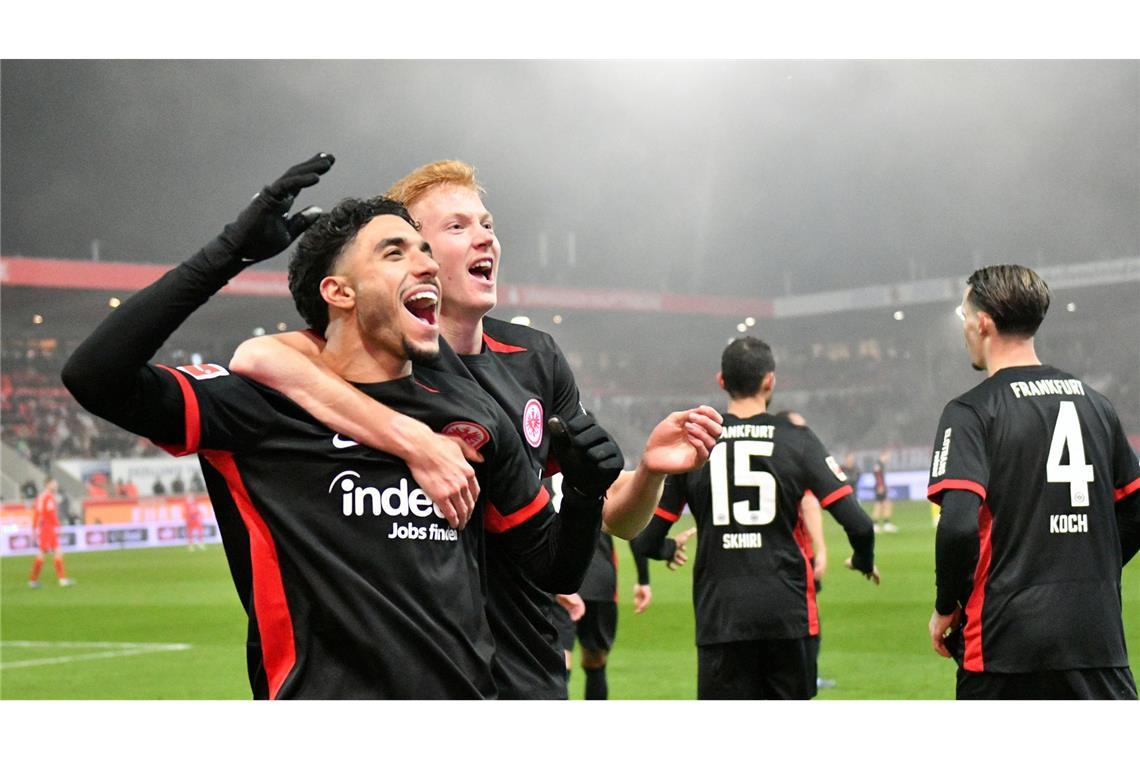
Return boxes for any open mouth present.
[403,289,439,326]
[468,257,494,281]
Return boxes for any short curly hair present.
[288,196,417,336]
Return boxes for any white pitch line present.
[0,641,191,669]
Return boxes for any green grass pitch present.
[3,500,1139,699]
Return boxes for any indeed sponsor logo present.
[328,471,458,541]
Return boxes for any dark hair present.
[721,337,775,398]
[288,196,416,336]
[966,264,1051,338]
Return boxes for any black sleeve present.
[60,236,274,449]
[927,400,990,505]
[1119,490,1140,567]
[934,488,982,614]
[824,493,875,574]
[796,428,875,572]
[631,540,651,586]
[1108,408,1140,566]
[483,409,602,594]
[629,474,683,575]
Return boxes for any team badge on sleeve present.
[442,421,491,452]
[826,456,847,481]
[177,363,229,380]
[523,398,544,448]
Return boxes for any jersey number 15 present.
[710,441,777,527]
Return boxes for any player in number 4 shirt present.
[928,264,1140,700]
[632,337,879,699]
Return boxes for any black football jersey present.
[154,361,550,699]
[442,316,586,699]
[928,365,1140,673]
[655,412,861,645]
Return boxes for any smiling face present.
[407,184,500,322]
[326,214,442,363]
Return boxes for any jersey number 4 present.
[1046,400,1094,508]
[710,441,777,526]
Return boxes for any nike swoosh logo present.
[332,434,360,449]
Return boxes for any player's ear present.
[762,372,775,394]
[975,310,995,337]
[715,371,726,390]
[320,275,355,310]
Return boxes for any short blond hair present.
[386,160,485,209]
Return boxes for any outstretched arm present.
[231,333,481,529]
[602,406,722,539]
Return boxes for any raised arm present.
[230,333,481,529]
[63,153,333,443]
[601,405,723,539]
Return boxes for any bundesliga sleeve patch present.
[176,363,230,381]
[442,421,491,452]
[826,456,847,481]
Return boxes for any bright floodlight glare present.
[736,323,747,333]
[276,322,288,331]
[510,315,531,326]
[744,317,756,327]
[32,314,44,325]
[552,314,563,324]
[252,326,266,337]
[893,310,905,321]
[1066,302,1076,312]
[108,297,121,308]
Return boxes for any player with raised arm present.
[632,337,878,699]
[61,154,616,699]
[928,264,1140,700]
[28,477,75,588]
[228,159,722,698]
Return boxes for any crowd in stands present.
[3,309,1136,479]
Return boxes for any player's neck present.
[440,310,485,355]
[321,324,412,383]
[727,395,768,417]
[983,337,1041,377]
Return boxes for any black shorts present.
[576,601,617,653]
[550,601,576,652]
[874,488,888,502]
[956,666,1137,700]
[697,637,818,700]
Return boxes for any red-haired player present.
[29,477,75,588]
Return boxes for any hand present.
[219,153,336,264]
[845,556,880,585]
[667,526,697,570]
[641,406,723,475]
[404,425,483,531]
[813,549,828,582]
[929,607,962,658]
[632,584,653,614]
[556,593,586,622]
[548,413,624,499]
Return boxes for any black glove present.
[213,152,336,264]
[548,413,624,499]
